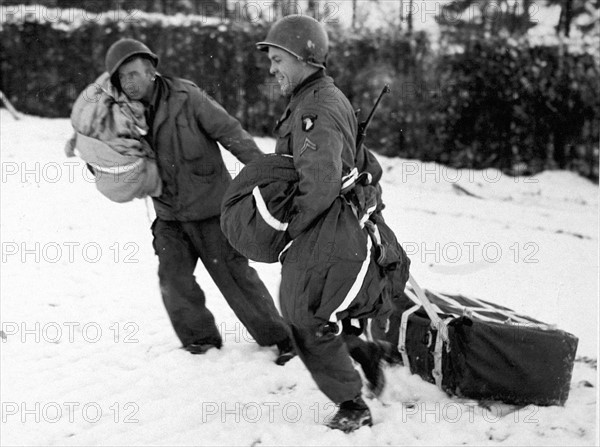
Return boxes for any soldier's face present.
[117,58,155,102]
[267,47,308,96]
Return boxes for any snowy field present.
[0,108,598,445]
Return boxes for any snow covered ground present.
[0,108,598,445]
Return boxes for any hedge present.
[1,10,597,180]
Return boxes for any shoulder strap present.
[408,274,449,343]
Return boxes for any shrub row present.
[1,12,597,179]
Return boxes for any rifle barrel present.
[356,84,391,149]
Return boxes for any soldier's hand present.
[64,134,77,158]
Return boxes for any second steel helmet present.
[105,38,159,77]
[256,15,328,69]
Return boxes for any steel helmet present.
[105,38,159,77]
[256,15,328,69]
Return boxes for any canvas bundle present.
[372,277,579,406]
[70,73,161,203]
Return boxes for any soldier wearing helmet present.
[104,38,159,102]
[257,15,396,433]
[98,38,295,365]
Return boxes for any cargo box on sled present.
[371,276,579,406]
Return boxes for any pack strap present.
[340,168,373,195]
[252,186,289,232]
[328,236,373,327]
[398,303,421,370]
[90,157,144,174]
[408,274,449,343]
[432,317,453,389]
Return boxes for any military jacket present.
[149,76,263,221]
[273,73,360,238]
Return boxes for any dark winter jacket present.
[149,75,263,221]
[272,72,384,238]
[272,72,408,327]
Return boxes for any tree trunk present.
[407,0,413,34]
[307,0,318,19]
[399,0,404,30]
[564,0,573,37]
[280,0,299,17]
[0,91,21,120]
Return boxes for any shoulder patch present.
[299,137,317,155]
[301,114,318,132]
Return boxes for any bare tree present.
[436,0,538,38]
[399,0,404,30]
[407,0,413,34]
[307,0,318,19]
[282,0,302,16]
[555,0,574,36]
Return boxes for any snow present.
[0,108,598,445]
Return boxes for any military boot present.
[275,338,296,366]
[326,396,372,433]
[183,343,220,355]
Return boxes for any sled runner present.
[371,275,579,406]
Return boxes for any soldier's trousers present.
[151,216,290,348]
[279,256,364,403]
[283,321,364,404]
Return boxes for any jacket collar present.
[151,75,188,139]
[291,69,326,97]
[288,70,329,110]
